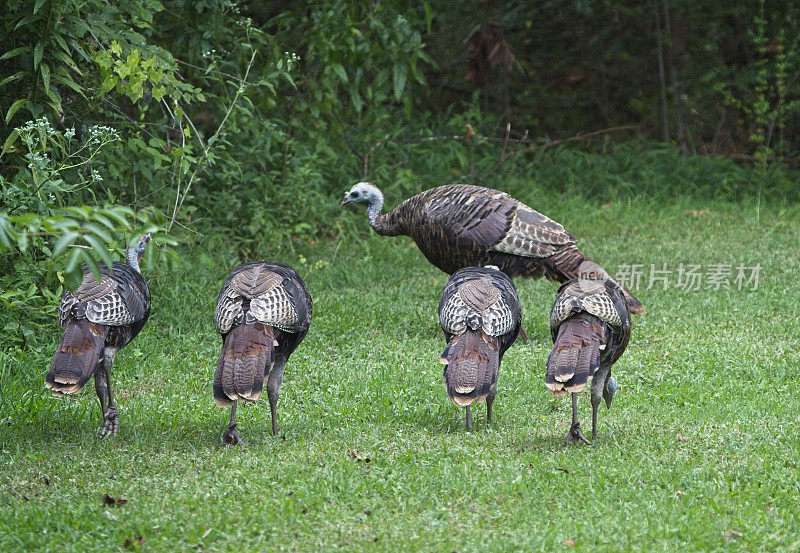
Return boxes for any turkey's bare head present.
[340,182,384,225]
[126,234,151,271]
[134,234,151,261]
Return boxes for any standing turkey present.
[340,182,644,314]
[213,262,312,445]
[546,274,631,445]
[46,234,151,438]
[438,266,522,429]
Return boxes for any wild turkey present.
[46,235,151,438]
[438,266,522,429]
[213,262,312,445]
[340,182,644,315]
[546,273,631,445]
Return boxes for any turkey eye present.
[352,191,360,198]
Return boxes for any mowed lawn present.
[1,188,799,552]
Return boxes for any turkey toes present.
[99,406,119,439]
[221,424,243,447]
[564,422,592,447]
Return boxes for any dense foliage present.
[1,0,799,352]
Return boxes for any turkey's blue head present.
[134,234,151,259]
[126,234,151,271]
[340,182,384,224]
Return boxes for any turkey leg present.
[99,350,118,439]
[464,405,472,430]
[486,389,497,424]
[565,392,591,446]
[603,375,617,409]
[267,357,287,436]
[221,401,242,446]
[94,366,108,418]
[590,366,612,440]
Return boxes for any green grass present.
[1,181,799,552]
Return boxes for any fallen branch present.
[729,153,798,166]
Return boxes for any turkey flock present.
[46,181,640,446]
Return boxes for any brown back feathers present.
[213,262,312,408]
[545,313,604,396]
[46,319,108,396]
[366,183,644,314]
[441,330,499,406]
[546,279,631,396]
[438,266,522,407]
[47,258,150,397]
[213,323,276,406]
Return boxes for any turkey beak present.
[339,194,350,207]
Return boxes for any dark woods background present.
[1,0,798,349]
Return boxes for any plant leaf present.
[0,46,30,61]
[51,73,85,97]
[84,234,113,270]
[0,217,15,250]
[53,230,79,256]
[83,250,102,283]
[40,63,50,91]
[83,222,112,243]
[0,71,28,88]
[53,32,69,54]
[5,99,29,124]
[103,207,134,227]
[392,64,407,101]
[0,129,21,157]
[53,51,82,74]
[424,1,433,34]
[14,14,42,31]
[64,247,84,283]
[331,64,348,83]
[34,43,44,70]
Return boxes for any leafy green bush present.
[0,0,293,351]
[0,117,173,350]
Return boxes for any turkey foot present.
[99,406,119,439]
[221,423,242,446]
[564,422,592,446]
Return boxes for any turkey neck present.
[367,195,404,236]
[126,247,142,273]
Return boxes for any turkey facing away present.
[340,182,644,315]
[46,235,151,438]
[213,262,312,445]
[439,266,522,429]
[546,276,631,445]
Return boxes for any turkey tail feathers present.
[545,313,604,397]
[620,287,645,315]
[441,329,498,407]
[214,323,276,407]
[46,319,107,396]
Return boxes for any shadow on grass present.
[0,402,227,453]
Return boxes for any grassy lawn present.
[1,182,799,552]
